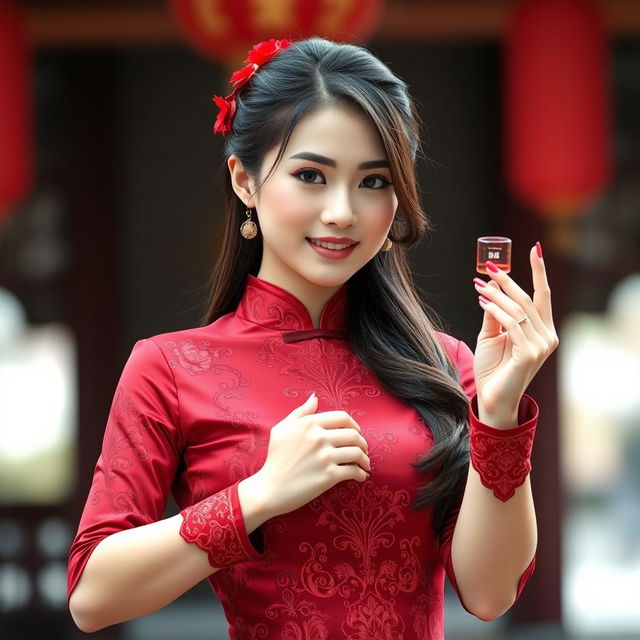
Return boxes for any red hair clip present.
[212,38,292,136]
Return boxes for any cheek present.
[261,180,315,226]
[366,193,397,230]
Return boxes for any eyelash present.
[292,169,391,190]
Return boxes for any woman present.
[67,37,558,638]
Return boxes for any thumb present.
[290,391,318,416]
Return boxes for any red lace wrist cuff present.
[468,394,539,501]
[179,479,265,568]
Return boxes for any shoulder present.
[141,313,236,353]
[144,325,217,348]
[433,330,469,362]
[433,330,459,355]
[130,315,240,378]
[434,330,476,396]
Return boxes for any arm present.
[440,338,538,621]
[67,340,270,632]
[70,477,271,633]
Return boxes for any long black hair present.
[198,37,470,535]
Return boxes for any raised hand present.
[471,242,559,424]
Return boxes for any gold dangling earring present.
[381,237,392,252]
[240,207,257,239]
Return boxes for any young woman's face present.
[242,104,398,294]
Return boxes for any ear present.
[227,155,257,208]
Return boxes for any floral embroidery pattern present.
[162,338,231,376]
[257,338,380,410]
[265,480,423,639]
[229,617,271,640]
[179,485,255,568]
[265,580,332,639]
[365,429,399,467]
[409,415,434,462]
[237,274,347,332]
[321,294,347,330]
[90,387,148,514]
[242,288,307,330]
[163,337,264,479]
[469,422,536,500]
[411,591,444,639]
[233,275,448,636]
[208,364,253,423]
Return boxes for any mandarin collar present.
[235,274,348,342]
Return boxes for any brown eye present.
[293,169,325,184]
[361,175,391,189]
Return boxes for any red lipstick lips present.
[305,237,358,260]
[307,236,357,245]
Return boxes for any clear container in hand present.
[476,236,511,274]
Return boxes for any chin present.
[300,271,353,289]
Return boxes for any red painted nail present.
[485,261,500,273]
[473,277,486,287]
[478,294,491,305]
[536,241,543,259]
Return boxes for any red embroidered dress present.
[67,274,537,639]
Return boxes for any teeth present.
[309,239,354,250]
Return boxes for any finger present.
[475,277,530,331]
[529,243,555,330]
[482,259,547,336]
[475,280,504,337]
[290,392,318,417]
[478,293,530,342]
[332,446,371,470]
[311,410,362,432]
[477,278,547,349]
[326,427,369,453]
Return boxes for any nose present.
[321,186,355,227]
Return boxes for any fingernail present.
[485,261,500,273]
[473,277,486,287]
[478,294,491,305]
[536,241,543,259]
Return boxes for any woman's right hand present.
[255,393,371,517]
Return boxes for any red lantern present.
[504,0,612,218]
[0,0,33,221]
[168,0,385,64]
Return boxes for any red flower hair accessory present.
[212,38,292,136]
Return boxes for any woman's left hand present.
[472,243,560,426]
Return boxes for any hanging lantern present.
[168,0,386,65]
[504,0,612,220]
[0,0,33,222]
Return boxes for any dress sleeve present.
[438,337,537,614]
[66,338,182,606]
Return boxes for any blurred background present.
[0,0,638,639]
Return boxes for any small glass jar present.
[477,236,512,274]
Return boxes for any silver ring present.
[518,316,530,325]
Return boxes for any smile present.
[305,238,358,260]
[307,238,357,250]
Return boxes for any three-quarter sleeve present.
[67,337,268,608]
[67,338,182,606]
[178,479,266,567]
[438,337,537,614]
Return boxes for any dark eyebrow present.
[289,152,389,170]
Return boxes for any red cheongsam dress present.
[68,273,538,639]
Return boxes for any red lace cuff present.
[468,394,539,501]
[179,479,265,568]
